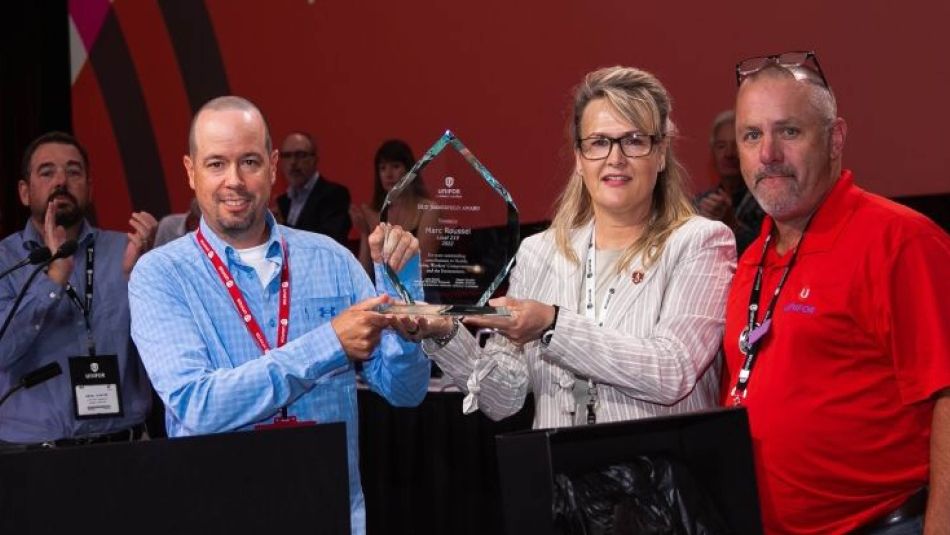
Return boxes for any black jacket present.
[277,176,352,246]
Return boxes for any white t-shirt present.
[235,242,278,288]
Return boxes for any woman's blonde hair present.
[551,65,694,272]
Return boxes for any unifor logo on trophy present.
[379,130,519,316]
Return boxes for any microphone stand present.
[0,247,51,280]
[0,263,49,345]
[0,363,63,410]
[0,241,76,345]
[0,262,30,280]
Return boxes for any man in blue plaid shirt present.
[129,96,429,534]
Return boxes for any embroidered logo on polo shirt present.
[783,302,816,315]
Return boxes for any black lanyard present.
[65,245,95,356]
[731,227,808,405]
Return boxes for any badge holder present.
[68,354,123,419]
[254,409,317,430]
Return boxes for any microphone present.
[21,362,62,389]
[0,240,79,344]
[50,240,78,262]
[0,247,52,280]
[26,247,53,265]
[0,362,63,409]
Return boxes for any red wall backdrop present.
[70,0,950,232]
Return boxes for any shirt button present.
[49,292,57,299]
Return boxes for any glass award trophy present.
[380,130,519,316]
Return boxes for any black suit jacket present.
[277,176,352,246]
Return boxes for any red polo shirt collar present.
[741,169,858,266]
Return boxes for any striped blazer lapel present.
[554,222,593,310]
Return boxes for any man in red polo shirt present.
[722,51,950,534]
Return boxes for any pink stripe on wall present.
[68,0,112,52]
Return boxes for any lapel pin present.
[631,270,644,284]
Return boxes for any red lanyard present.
[195,228,291,352]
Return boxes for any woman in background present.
[350,139,439,278]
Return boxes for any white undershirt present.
[235,243,278,288]
[577,247,624,319]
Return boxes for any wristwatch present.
[540,304,560,345]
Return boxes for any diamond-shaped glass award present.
[380,130,519,316]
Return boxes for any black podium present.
[0,423,350,534]
[496,407,762,534]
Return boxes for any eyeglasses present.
[33,162,86,180]
[279,150,315,160]
[577,133,661,160]
[735,51,830,89]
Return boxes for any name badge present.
[68,355,123,419]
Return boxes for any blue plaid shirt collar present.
[195,211,286,269]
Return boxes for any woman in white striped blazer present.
[399,66,736,428]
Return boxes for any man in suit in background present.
[276,132,352,246]
[695,110,764,256]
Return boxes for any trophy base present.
[379,303,510,317]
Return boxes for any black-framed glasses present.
[279,150,315,160]
[735,50,830,89]
[577,133,661,160]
